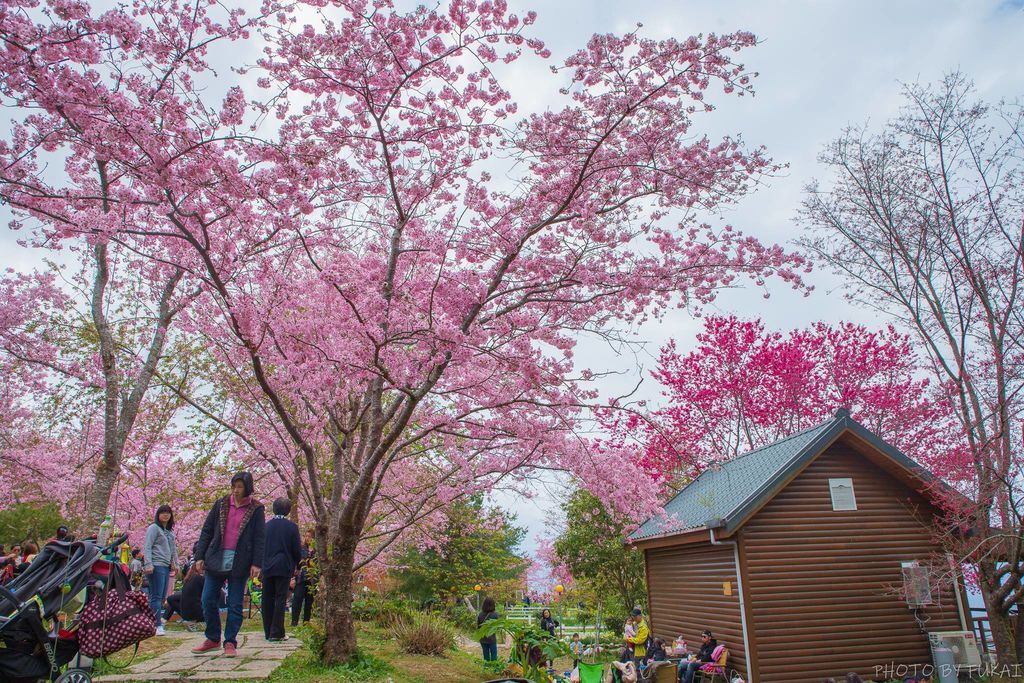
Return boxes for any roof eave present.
[718,416,848,536]
[629,526,711,549]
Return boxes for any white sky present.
[2,0,1023,569]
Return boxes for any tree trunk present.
[85,237,119,532]
[83,456,119,534]
[286,484,300,523]
[979,559,1023,665]
[990,579,1024,666]
[986,608,1019,665]
[320,534,359,665]
[1014,610,1024,665]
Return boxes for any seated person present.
[164,564,205,625]
[612,660,638,683]
[0,545,19,584]
[646,637,667,662]
[639,638,670,679]
[677,630,717,683]
[526,643,545,668]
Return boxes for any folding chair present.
[641,660,676,683]
[579,661,608,683]
[695,646,730,683]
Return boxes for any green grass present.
[263,643,394,682]
[262,622,494,683]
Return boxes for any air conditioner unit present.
[928,630,982,669]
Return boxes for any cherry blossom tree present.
[0,0,811,662]
[0,267,220,539]
[623,315,965,485]
[800,73,1024,663]
[0,0,240,529]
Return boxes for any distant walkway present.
[94,632,301,681]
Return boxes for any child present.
[613,617,636,683]
[623,615,636,654]
[570,633,583,668]
[638,638,668,679]
[647,637,667,662]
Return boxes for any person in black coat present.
[190,471,266,658]
[476,597,500,661]
[678,630,718,683]
[291,536,316,626]
[539,608,559,670]
[164,563,205,624]
[261,497,301,641]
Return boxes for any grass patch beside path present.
[264,621,493,683]
[91,631,186,676]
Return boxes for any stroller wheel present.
[54,669,92,683]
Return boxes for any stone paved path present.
[94,632,302,682]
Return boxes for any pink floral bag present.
[78,566,155,658]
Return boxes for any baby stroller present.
[0,535,128,683]
[245,576,262,618]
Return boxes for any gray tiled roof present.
[630,416,841,541]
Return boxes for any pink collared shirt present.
[223,495,252,551]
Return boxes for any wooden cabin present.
[630,409,971,683]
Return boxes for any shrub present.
[272,644,394,682]
[373,600,415,628]
[0,502,71,546]
[292,621,326,659]
[390,612,457,656]
[324,649,393,681]
[350,599,376,621]
[443,605,479,633]
[603,610,629,636]
[351,596,417,626]
[481,657,510,674]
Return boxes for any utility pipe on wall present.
[709,521,754,683]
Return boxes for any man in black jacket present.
[677,630,718,683]
[261,497,301,642]
[191,472,266,657]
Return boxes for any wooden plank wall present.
[742,442,963,683]
[646,543,748,679]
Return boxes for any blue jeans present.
[481,640,497,661]
[148,566,170,627]
[678,660,701,683]
[202,573,245,645]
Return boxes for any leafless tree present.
[801,72,1024,663]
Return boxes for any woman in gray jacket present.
[144,504,180,635]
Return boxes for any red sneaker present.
[223,642,237,657]
[191,639,221,654]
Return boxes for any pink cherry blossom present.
[0,0,810,662]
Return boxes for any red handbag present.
[78,565,156,657]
